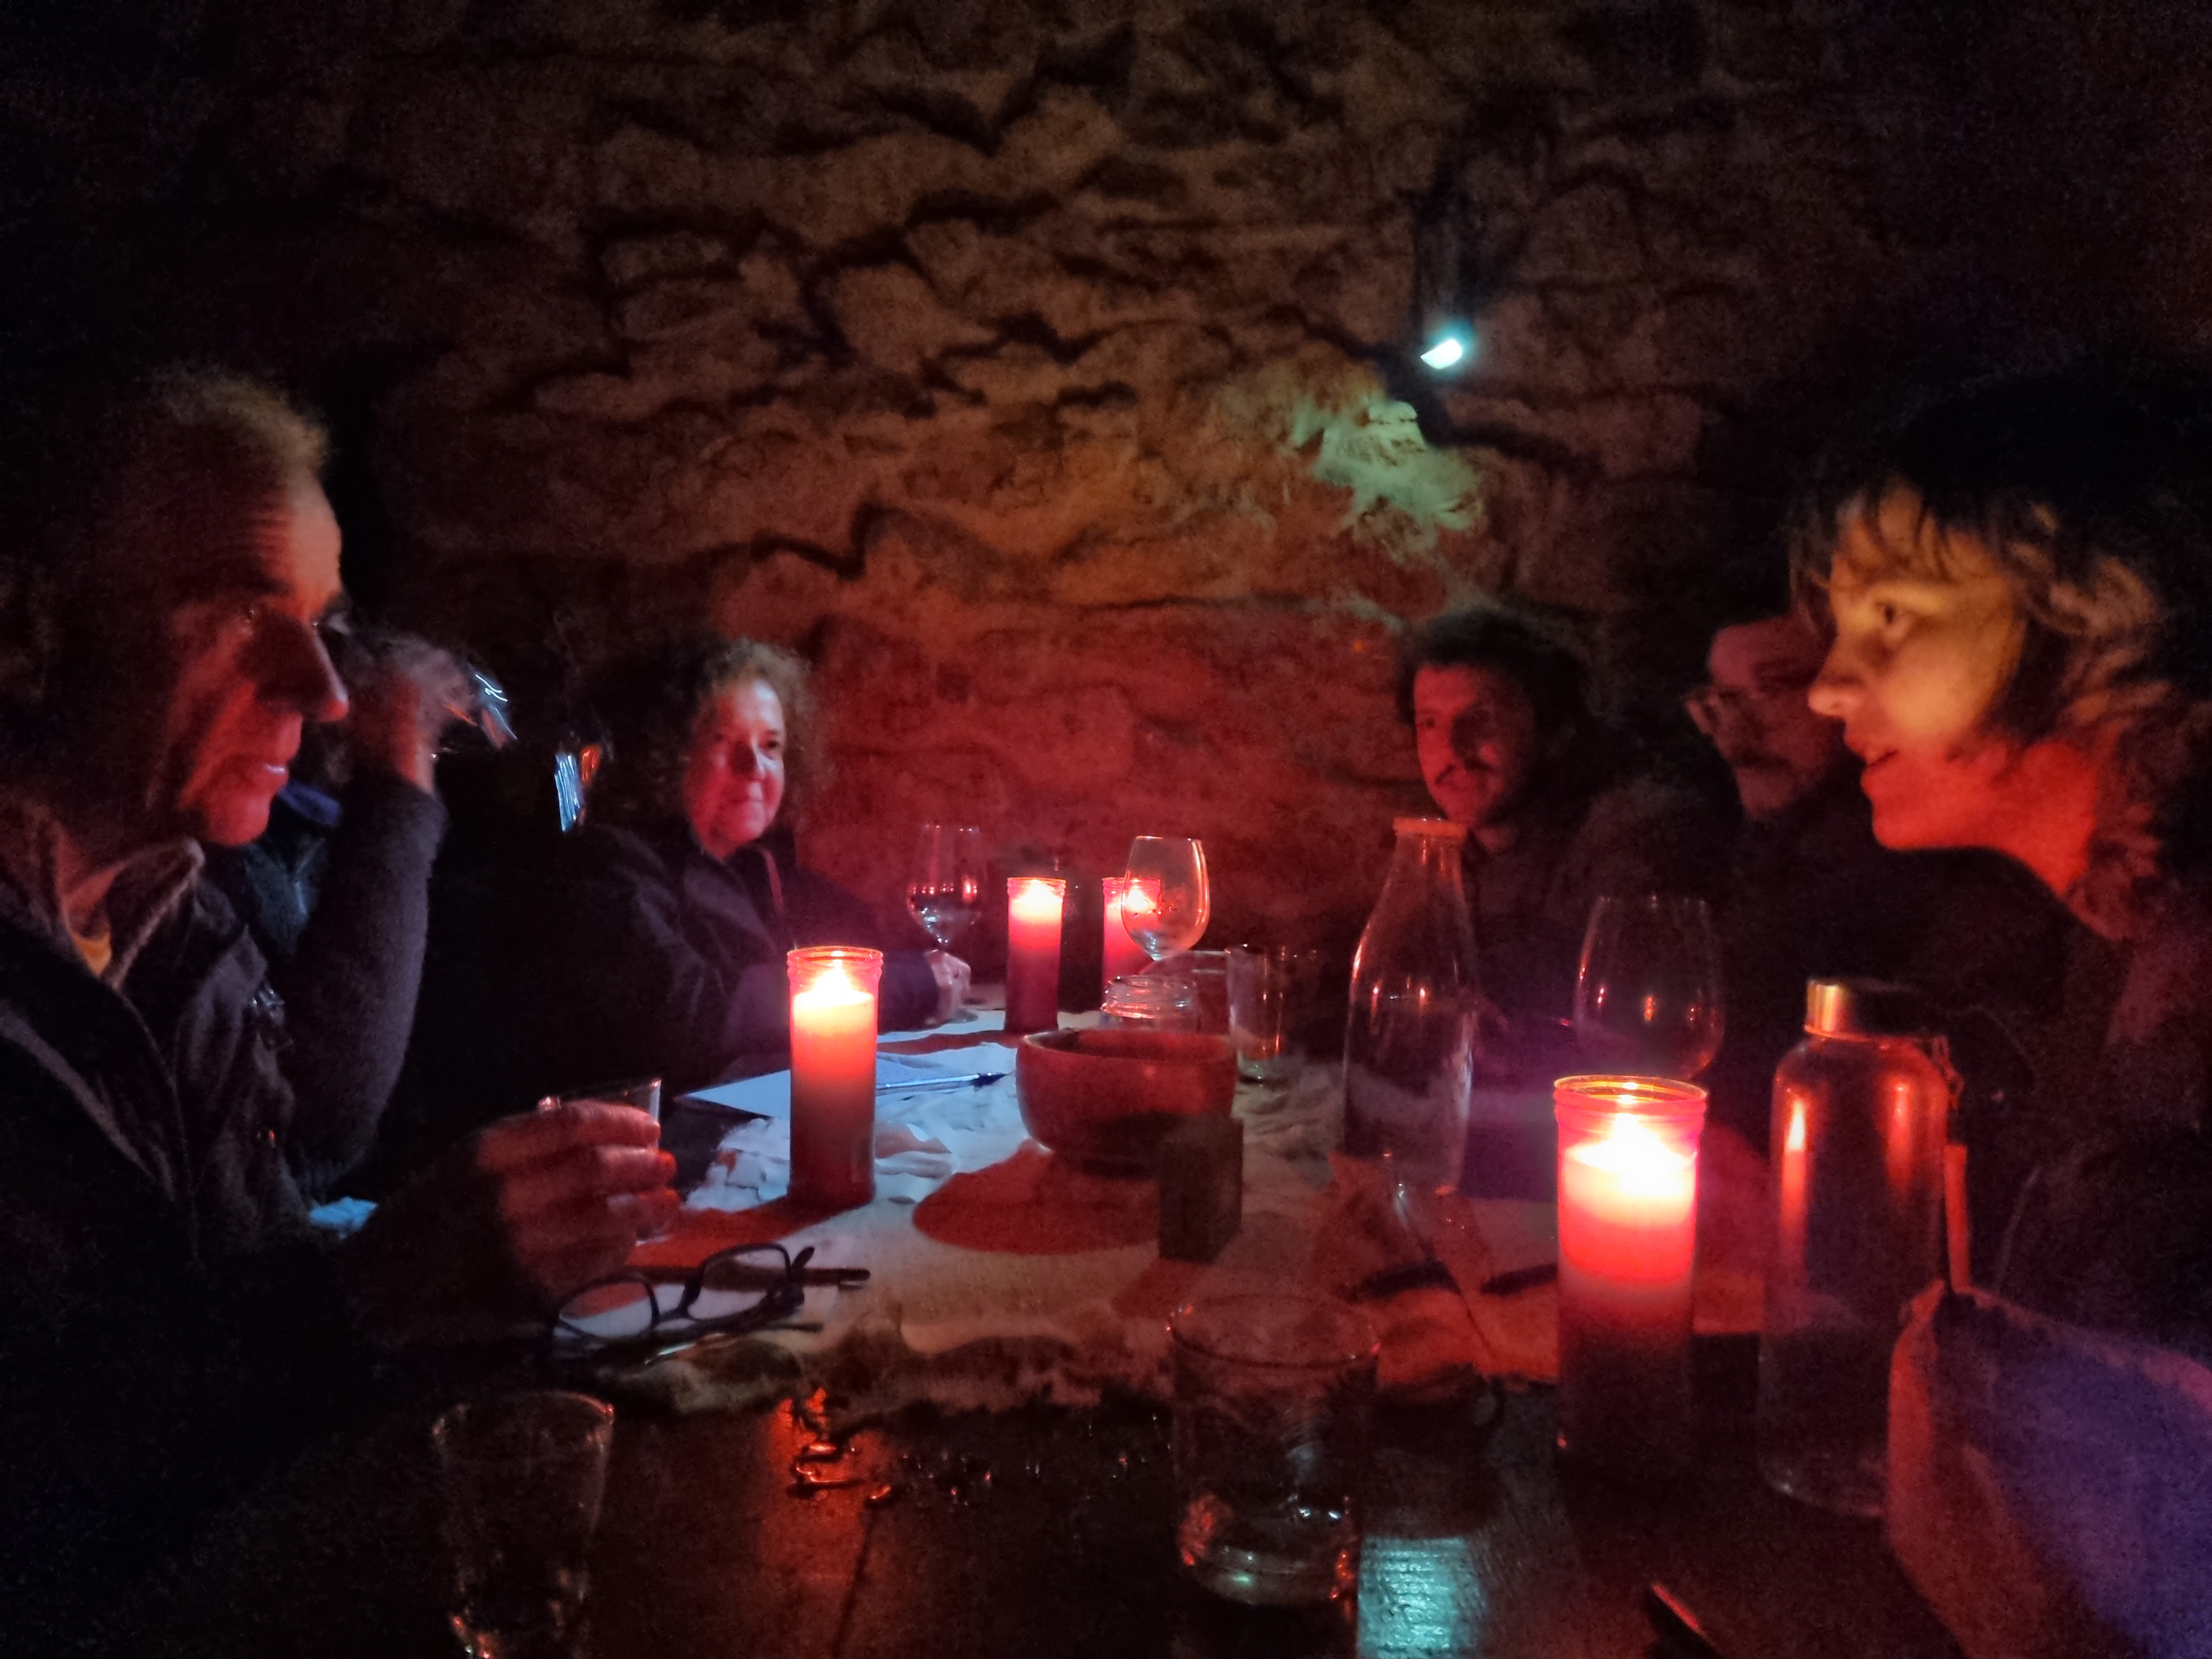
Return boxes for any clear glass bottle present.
[1344,818,1478,1193]
[1758,978,1953,1517]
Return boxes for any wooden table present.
[108,1019,1956,1658]
[112,1334,1955,1658]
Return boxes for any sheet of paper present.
[680,1053,996,1120]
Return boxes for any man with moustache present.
[1401,604,1725,1083]
[0,368,676,1644]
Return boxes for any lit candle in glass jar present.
[1005,877,1066,1035]
[1101,875,1153,989]
[788,947,882,1207]
[1553,1074,1706,1477]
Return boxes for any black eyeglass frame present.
[550,1243,866,1357]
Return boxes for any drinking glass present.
[1121,837,1211,960]
[435,1390,614,1659]
[906,823,986,952]
[1171,1294,1377,1607]
[1572,895,1725,1080]
[1227,945,1320,1083]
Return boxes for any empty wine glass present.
[1572,894,1725,1079]
[905,823,986,952]
[1120,837,1211,960]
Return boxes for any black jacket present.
[553,817,939,1094]
[0,887,363,1649]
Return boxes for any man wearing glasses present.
[1690,595,2081,1147]
[0,366,676,1645]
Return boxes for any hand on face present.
[684,678,787,860]
[1412,664,1542,831]
[1807,494,2031,849]
[1689,615,1846,821]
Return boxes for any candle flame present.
[1566,1113,1693,1194]
[794,961,871,1010]
[1119,880,1159,916]
[1009,877,1065,925]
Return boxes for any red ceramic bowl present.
[1015,1028,1238,1171]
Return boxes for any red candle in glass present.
[1553,1074,1706,1477]
[1005,877,1065,1035]
[788,946,881,1208]
[1100,874,1153,989]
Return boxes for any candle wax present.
[791,962,876,1206]
[1556,1113,1699,1471]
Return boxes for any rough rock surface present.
[5,0,2205,961]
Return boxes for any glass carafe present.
[1344,818,1478,1195]
[1758,978,1953,1517]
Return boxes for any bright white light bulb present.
[1420,335,1467,371]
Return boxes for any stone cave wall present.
[7,0,2208,965]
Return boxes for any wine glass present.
[1120,837,1211,960]
[1572,894,1725,1080]
[905,823,986,952]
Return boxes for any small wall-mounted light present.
[1420,331,1472,373]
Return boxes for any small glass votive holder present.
[435,1390,614,1659]
[1552,1075,1706,1479]
[1171,1294,1378,1607]
[788,946,883,1209]
[1101,972,1199,1031]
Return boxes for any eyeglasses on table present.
[551,1243,870,1359]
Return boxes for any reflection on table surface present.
[113,1339,1956,1658]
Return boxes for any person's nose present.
[1806,642,1859,721]
[730,741,766,781]
[262,615,349,724]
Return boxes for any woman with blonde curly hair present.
[556,634,967,1093]
[1796,368,2212,1342]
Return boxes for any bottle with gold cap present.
[1758,977,1955,1517]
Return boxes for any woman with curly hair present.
[1797,367,2212,1345]
[558,635,967,1094]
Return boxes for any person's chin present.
[196,790,279,848]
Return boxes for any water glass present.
[1227,946,1319,1082]
[1171,1294,1378,1607]
[539,1077,664,1239]
[434,1391,615,1659]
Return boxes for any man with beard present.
[1401,604,1725,1084]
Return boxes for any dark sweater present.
[202,774,448,1197]
[552,817,939,1095]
